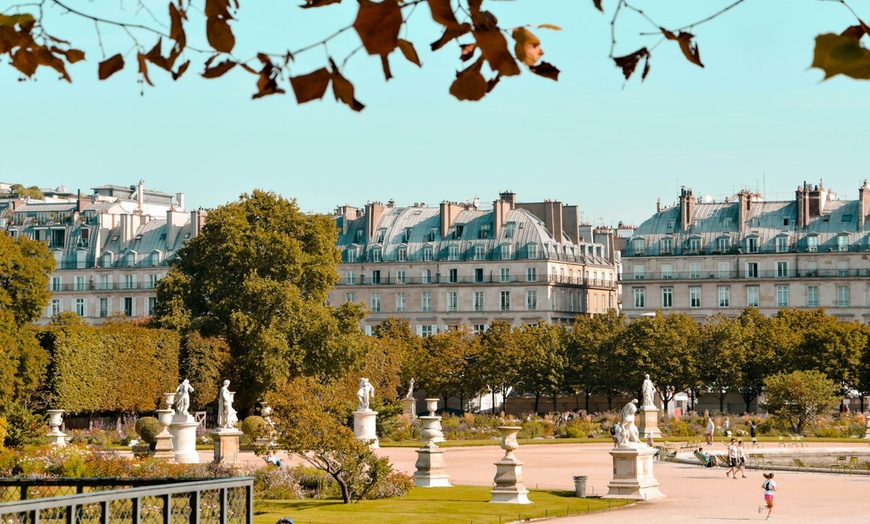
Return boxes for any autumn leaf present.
[811,31,870,80]
[202,59,237,78]
[613,47,650,81]
[431,24,471,51]
[252,59,285,99]
[290,67,331,103]
[98,53,125,80]
[459,42,476,62]
[61,48,85,64]
[11,48,37,77]
[426,0,461,29]
[381,55,392,80]
[205,0,232,18]
[207,16,235,53]
[330,64,365,112]
[301,0,342,7]
[661,29,703,68]
[513,27,543,66]
[473,28,520,76]
[172,60,191,81]
[591,0,603,12]
[169,3,186,51]
[398,39,421,67]
[449,56,487,101]
[0,13,35,27]
[137,53,154,86]
[529,61,559,81]
[353,0,402,56]
[537,24,562,31]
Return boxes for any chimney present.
[137,179,145,214]
[365,201,386,242]
[679,187,695,232]
[737,190,751,234]
[120,213,133,243]
[859,180,870,232]
[439,201,463,238]
[795,182,809,229]
[808,182,823,218]
[492,191,515,238]
[656,198,661,213]
[176,192,185,211]
[562,204,581,244]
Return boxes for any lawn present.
[254,486,630,524]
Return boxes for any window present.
[420,325,433,337]
[479,224,490,239]
[124,274,136,289]
[526,267,537,282]
[717,237,730,252]
[500,290,511,310]
[837,285,850,307]
[473,244,485,260]
[372,270,381,284]
[807,286,818,308]
[776,261,788,278]
[101,275,112,290]
[500,244,512,260]
[370,293,380,312]
[396,292,406,312]
[838,235,849,252]
[354,230,364,243]
[124,297,133,316]
[51,276,62,292]
[527,244,538,259]
[74,275,86,291]
[396,270,405,284]
[455,225,464,239]
[806,261,818,277]
[660,238,672,253]
[473,324,486,334]
[689,263,701,279]
[421,292,431,312]
[500,268,510,282]
[423,246,434,261]
[746,237,758,253]
[632,288,645,308]
[633,265,645,280]
[376,228,386,243]
[689,287,701,308]
[346,293,355,303]
[747,286,759,307]
[346,271,355,285]
[397,247,407,262]
[421,270,431,284]
[347,248,357,263]
[776,285,789,307]
[842,214,853,222]
[718,262,729,279]
[661,264,672,279]
[526,290,537,310]
[837,261,849,277]
[775,236,788,253]
[99,298,109,317]
[402,228,412,243]
[447,292,458,311]
[505,222,515,238]
[474,268,484,283]
[448,245,459,261]
[632,238,645,255]
[661,287,673,309]
[474,291,484,311]
[688,238,701,252]
[51,298,62,316]
[429,227,438,242]
[807,236,818,252]
[746,262,758,278]
[371,248,382,262]
[148,274,158,288]
[147,297,156,316]
[718,286,730,308]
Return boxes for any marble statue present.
[218,380,238,429]
[174,379,194,416]
[404,378,415,400]
[641,374,656,408]
[357,377,374,411]
[620,399,640,445]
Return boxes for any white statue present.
[357,377,374,411]
[217,380,238,429]
[641,374,656,408]
[620,399,641,445]
[174,379,194,416]
[404,378,415,400]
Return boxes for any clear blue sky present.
[2,0,869,227]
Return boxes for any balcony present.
[618,268,870,281]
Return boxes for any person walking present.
[750,421,758,447]
[706,417,715,446]
[736,440,747,478]
[758,472,777,519]
[726,438,739,479]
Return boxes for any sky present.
[2,0,869,228]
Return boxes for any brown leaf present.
[330,60,365,112]
[172,60,191,80]
[290,67,331,104]
[301,0,342,7]
[239,63,258,74]
[202,59,236,78]
[431,23,471,51]
[169,3,185,44]
[34,46,69,81]
[0,13,35,27]
[398,39,421,67]
[380,55,392,80]
[459,42,476,62]
[11,48,37,76]
[207,16,235,53]
[449,56,487,101]
[661,29,703,68]
[613,47,650,80]
[353,0,402,56]
[486,73,499,93]
[426,0,461,29]
[513,27,543,66]
[529,61,559,81]
[473,28,520,76]
[205,0,231,18]
[98,53,125,80]
[65,49,85,63]
[137,53,154,86]
[253,62,285,99]
[145,38,172,71]
[840,25,866,39]
[591,0,603,12]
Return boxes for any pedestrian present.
[726,438,739,479]
[736,440,747,478]
[647,431,654,447]
[705,417,715,446]
[758,472,777,520]
[750,421,758,447]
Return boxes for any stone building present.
[329,191,620,334]
[621,181,870,321]
[1,181,204,324]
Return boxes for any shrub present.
[135,417,162,444]
[555,417,600,439]
[241,416,269,439]
[519,417,554,439]
[2,405,46,448]
[365,469,415,499]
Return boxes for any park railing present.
[0,477,253,524]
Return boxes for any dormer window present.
[347,247,357,263]
[397,247,407,262]
[428,227,438,242]
[527,243,538,259]
[504,222,515,238]
[746,236,759,253]
[775,235,788,253]
[500,244,512,260]
[454,224,464,239]
[631,238,645,256]
[447,244,459,261]
[422,245,434,261]
[354,229,364,243]
[473,244,485,260]
[838,234,849,252]
[660,237,672,254]
[402,227,412,243]
[806,235,818,252]
[716,236,730,252]
[479,224,490,239]
[376,228,386,243]
[371,248,382,262]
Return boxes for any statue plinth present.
[863,413,870,439]
[212,428,244,465]
[352,410,379,449]
[402,398,417,419]
[490,426,531,504]
[604,445,664,500]
[169,414,200,464]
[152,408,175,460]
[47,409,66,447]
[414,445,452,487]
[637,406,662,439]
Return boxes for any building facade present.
[329,192,620,334]
[621,181,870,321]
[1,181,204,324]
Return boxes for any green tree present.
[180,332,231,412]
[0,232,55,326]
[8,184,44,200]
[155,190,366,408]
[478,321,523,414]
[417,327,482,411]
[737,308,780,414]
[567,310,631,411]
[697,314,746,413]
[371,318,419,400]
[516,322,567,414]
[762,370,839,435]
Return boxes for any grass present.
[254,485,630,524]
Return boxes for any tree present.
[478,321,523,414]
[370,318,420,400]
[762,370,839,435]
[736,308,780,414]
[416,327,483,411]
[179,332,231,412]
[697,314,746,413]
[567,310,631,411]
[0,232,55,326]
[155,190,367,408]
[3,1,867,108]
[515,322,567,414]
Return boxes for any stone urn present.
[425,398,439,416]
[163,392,176,409]
[47,409,65,435]
[260,401,272,418]
[497,426,522,460]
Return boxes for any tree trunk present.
[719,392,726,413]
[584,390,591,413]
[492,390,497,414]
[533,392,541,414]
[337,479,350,503]
[552,392,557,412]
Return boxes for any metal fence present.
[0,477,252,524]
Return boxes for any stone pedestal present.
[423,398,445,443]
[353,410,379,449]
[414,445,452,487]
[46,409,66,447]
[402,398,417,419]
[152,408,175,460]
[863,413,870,439]
[169,414,200,464]
[603,445,664,501]
[637,407,662,440]
[490,426,531,504]
[212,429,244,465]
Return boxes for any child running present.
[758,472,777,520]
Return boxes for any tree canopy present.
[2,0,868,109]
[762,370,840,435]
